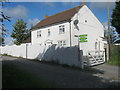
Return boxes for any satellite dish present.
[74,19,79,25]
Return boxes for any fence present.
[0,44,84,68]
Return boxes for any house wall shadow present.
[35,44,82,67]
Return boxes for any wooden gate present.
[86,50,105,66]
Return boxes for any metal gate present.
[86,50,105,66]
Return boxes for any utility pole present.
[107,2,111,61]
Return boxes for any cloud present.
[3,5,29,19]
[28,18,40,28]
[89,2,115,11]
[43,2,55,7]
[4,37,14,45]
[62,2,80,7]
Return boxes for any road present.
[2,56,120,88]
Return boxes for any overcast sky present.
[2,2,115,45]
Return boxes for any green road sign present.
[79,37,87,40]
[79,40,88,42]
[79,34,87,37]
[79,34,88,42]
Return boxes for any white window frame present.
[48,29,50,36]
[58,40,66,47]
[59,25,65,34]
[37,30,41,38]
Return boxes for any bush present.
[107,45,120,66]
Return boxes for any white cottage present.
[31,5,105,65]
[0,4,106,67]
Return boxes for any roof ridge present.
[43,5,83,20]
[31,5,84,30]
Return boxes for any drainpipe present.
[69,20,72,47]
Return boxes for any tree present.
[0,0,10,46]
[104,26,120,43]
[111,1,120,34]
[11,19,30,45]
[0,37,3,45]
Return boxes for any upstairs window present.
[37,30,41,38]
[59,25,65,34]
[48,29,50,36]
[58,40,66,46]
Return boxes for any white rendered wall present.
[71,5,105,56]
[32,22,71,47]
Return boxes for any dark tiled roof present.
[31,5,83,30]
[22,37,31,43]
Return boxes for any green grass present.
[1,54,11,56]
[107,57,120,66]
[107,45,120,66]
[2,64,55,88]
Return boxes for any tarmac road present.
[1,56,120,88]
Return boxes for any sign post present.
[74,34,88,69]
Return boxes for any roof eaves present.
[31,19,71,31]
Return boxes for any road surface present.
[2,56,120,88]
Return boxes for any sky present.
[2,2,115,45]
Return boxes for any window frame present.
[37,30,41,38]
[58,40,66,47]
[59,25,65,34]
[48,29,50,36]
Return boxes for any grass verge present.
[107,58,120,66]
[107,45,120,66]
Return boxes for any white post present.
[26,44,28,59]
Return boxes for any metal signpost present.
[74,34,88,69]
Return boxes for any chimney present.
[82,1,86,5]
[44,15,49,19]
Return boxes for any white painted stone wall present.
[0,44,83,68]
[0,44,26,58]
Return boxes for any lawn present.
[2,63,55,88]
[107,45,120,66]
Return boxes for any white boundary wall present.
[0,44,83,68]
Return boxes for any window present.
[63,41,66,46]
[59,25,65,34]
[85,20,87,23]
[48,29,50,36]
[58,40,66,46]
[37,30,41,38]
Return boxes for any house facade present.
[31,5,105,57]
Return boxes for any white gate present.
[87,50,105,66]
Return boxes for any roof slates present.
[32,5,82,30]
